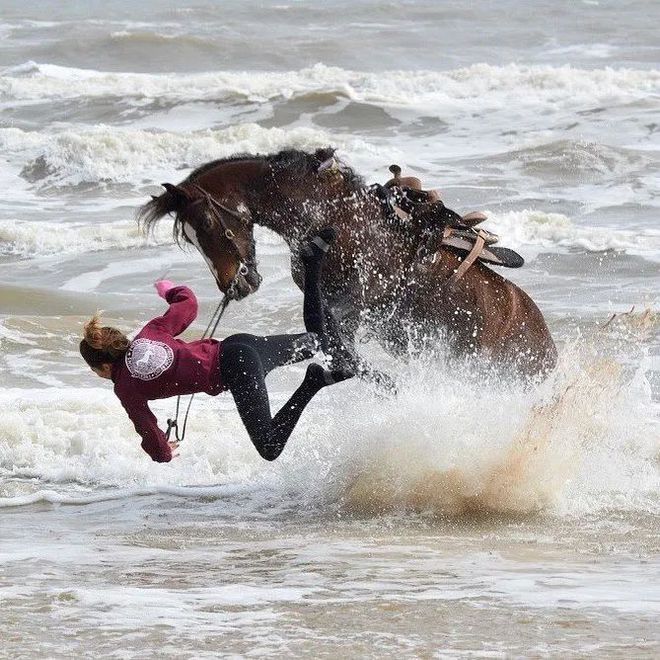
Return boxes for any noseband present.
[189,183,258,296]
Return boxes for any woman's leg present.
[222,332,318,376]
[218,229,354,461]
[222,227,346,374]
[220,341,343,461]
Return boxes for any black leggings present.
[219,257,330,461]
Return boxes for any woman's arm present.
[144,283,199,337]
[115,384,172,462]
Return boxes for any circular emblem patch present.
[125,338,174,381]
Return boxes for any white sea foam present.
[484,209,660,256]
[0,386,265,492]
[1,124,384,188]
[0,483,253,508]
[308,328,660,519]
[2,62,658,107]
[0,217,172,258]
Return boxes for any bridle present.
[188,183,259,297]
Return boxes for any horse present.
[138,148,557,378]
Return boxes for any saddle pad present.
[441,236,524,268]
[449,228,499,245]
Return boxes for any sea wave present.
[491,139,655,182]
[0,217,172,257]
[0,483,252,509]
[2,61,658,108]
[485,209,660,256]
[1,124,377,188]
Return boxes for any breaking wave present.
[0,217,172,258]
[2,124,381,189]
[491,139,655,182]
[485,209,660,256]
[2,61,658,107]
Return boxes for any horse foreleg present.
[320,298,359,370]
[324,299,397,395]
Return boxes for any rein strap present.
[166,294,231,444]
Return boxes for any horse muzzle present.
[224,267,262,300]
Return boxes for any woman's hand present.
[168,440,180,459]
[154,279,176,299]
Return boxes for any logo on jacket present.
[125,338,174,381]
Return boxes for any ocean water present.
[0,1,659,657]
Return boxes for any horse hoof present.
[302,226,338,263]
[359,368,397,397]
[316,226,338,246]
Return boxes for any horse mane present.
[138,147,365,234]
[186,153,255,181]
[261,148,365,191]
[187,147,364,190]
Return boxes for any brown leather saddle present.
[383,164,524,286]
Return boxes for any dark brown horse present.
[138,148,556,378]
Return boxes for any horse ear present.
[162,183,190,201]
[317,156,337,173]
[314,147,336,165]
[315,147,340,175]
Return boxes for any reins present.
[165,294,231,444]
[164,183,260,444]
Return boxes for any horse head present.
[160,183,262,300]
[138,148,365,299]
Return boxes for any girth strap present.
[444,230,487,289]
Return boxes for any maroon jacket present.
[111,286,224,462]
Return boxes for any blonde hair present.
[80,313,130,367]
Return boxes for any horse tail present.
[136,188,178,235]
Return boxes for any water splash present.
[311,310,659,520]
[0,312,657,519]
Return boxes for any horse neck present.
[254,182,421,296]
[252,182,379,245]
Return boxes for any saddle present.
[381,164,524,286]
